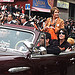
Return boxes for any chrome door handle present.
[70,58,75,61]
[8,67,30,73]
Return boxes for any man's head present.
[21,15,29,24]
[39,32,51,46]
[39,35,45,46]
[7,14,13,22]
[45,32,51,46]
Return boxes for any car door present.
[0,55,32,75]
[0,24,40,75]
[32,51,75,75]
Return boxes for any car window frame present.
[0,25,38,54]
[0,25,35,43]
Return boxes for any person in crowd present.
[15,13,21,25]
[14,5,18,13]
[7,4,10,12]
[67,21,72,36]
[70,20,74,33]
[49,28,72,52]
[32,19,38,30]
[21,6,25,14]
[9,4,13,14]
[39,32,51,47]
[37,17,47,30]
[17,5,22,13]
[1,14,7,24]
[41,7,64,39]
[21,15,29,26]
[64,20,68,30]
[7,14,15,24]
[21,15,33,27]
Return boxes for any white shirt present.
[23,21,28,26]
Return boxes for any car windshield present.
[0,28,34,51]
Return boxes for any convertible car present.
[0,24,75,75]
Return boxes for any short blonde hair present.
[51,7,59,15]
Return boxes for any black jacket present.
[47,40,71,55]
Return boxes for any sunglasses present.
[59,32,65,35]
[41,37,44,39]
[21,18,24,19]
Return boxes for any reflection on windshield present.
[0,28,34,51]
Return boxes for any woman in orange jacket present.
[41,7,64,39]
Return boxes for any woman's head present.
[51,7,59,18]
[57,28,68,41]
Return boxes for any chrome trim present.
[8,67,30,73]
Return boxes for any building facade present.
[57,0,75,20]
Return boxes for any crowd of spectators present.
[0,4,75,36]
[0,4,25,25]
[64,19,75,36]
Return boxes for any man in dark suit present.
[7,14,15,24]
[21,15,34,27]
